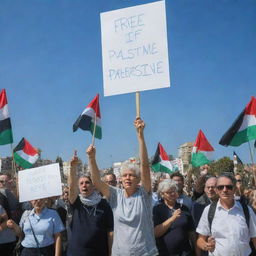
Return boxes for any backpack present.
[208,199,249,232]
[208,200,256,255]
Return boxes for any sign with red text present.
[18,163,62,202]
[101,0,170,96]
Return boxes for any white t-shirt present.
[197,200,256,256]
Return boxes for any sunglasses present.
[217,185,234,191]
[0,180,6,183]
[236,179,242,182]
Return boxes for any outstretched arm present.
[87,145,110,199]
[134,117,151,193]
[68,156,79,204]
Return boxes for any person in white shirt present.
[196,172,256,256]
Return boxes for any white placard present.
[18,163,62,202]
[101,0,170,96]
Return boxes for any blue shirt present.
[20,207,65,248]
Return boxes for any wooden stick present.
[10,144,17,174]
[136,91,140,118]
[91,112,97,146]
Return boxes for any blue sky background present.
[1,0,255,168]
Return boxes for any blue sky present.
[1,0,256,168]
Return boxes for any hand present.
[6,219,16,229]
[134,117,145,135]
[172,209,181,221]
[204,236,215,252]
[86,144,96,159]
[70,153,79,168]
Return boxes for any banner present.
[18,163,62,202]
[101,0,170,96]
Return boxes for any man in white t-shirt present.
[196,172,256,256]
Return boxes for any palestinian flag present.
[191,130,214,167]
[0,89,13,145]
[73,94,102,139]
[219,96,256,147]
[152,143,173,173]
[13,138,39,169]
[233,151,243,165]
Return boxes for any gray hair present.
[120,160,140,178]
[78,174,92,183]
[217,172,236,185]
[157,179,178,194]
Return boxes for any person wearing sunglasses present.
[196,172,256,256]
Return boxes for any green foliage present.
[209,157,234,175]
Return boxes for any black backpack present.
[208,200,255,255]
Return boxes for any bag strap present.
[208,200,250,234]
[28,217,42,255]
[239,200,250,229]
[208,201,217,234]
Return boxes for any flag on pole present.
[13,138,39,169]
[73,94,102,139]
[0,89,13,145]
[152,143,173,173]
[219,96,256,147]
[191,130,214,167]
[233,151,243,165]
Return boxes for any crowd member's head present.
[216,172,236,205]
[234,173,244,196]
[120,161,140,193]
[103,173,117,187]
[170,172,184,194]
[204,176,218,200]
[0,173,12,189]
[31,198,47,213]
[157,179,179,205]
[249,190,256,212]
[78,175,94,198]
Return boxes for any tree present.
[209,157,234,175]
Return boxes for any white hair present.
[120,160,140,178]
[157,179,178,194]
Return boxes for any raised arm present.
[87,145,110,199]
[68,156,79,204]
[134,117,151,193]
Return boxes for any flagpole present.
[91,112,97,146]
[248,141,256,186]
[136,91,140,118]
[10,143,17,175]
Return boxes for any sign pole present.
[136,91,140,118]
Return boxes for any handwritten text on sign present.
[18,163,62,202]
[101,0,170,96]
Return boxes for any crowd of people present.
[0,117,256,256]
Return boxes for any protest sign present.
[101,0,170,96]
[18,163,62,202]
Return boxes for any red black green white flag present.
[152,143,173,173]
[191,130,214,167]
[73,94,102,139]
[219,96,256,147]
[13,138,39,169]
[0,89,13,145]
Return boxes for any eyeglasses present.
[205,186,216,189]
[236,179,242,182]
[0,180,6,183]
[217,185,234,191]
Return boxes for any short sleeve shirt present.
[197,200,256,256]
[20,207,65,248]
[0,204,17,244]
[108,186,158,256]
[67,197,113,256]
[153,202,195,255]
